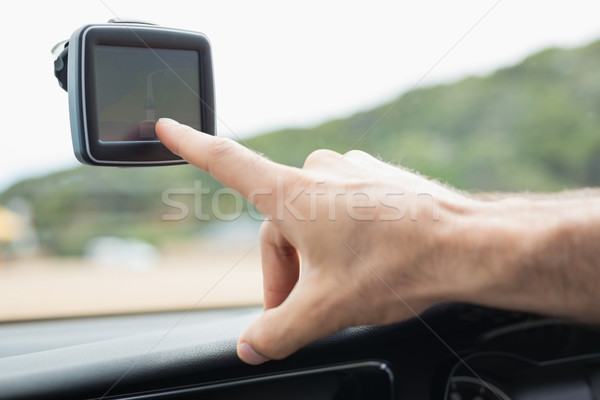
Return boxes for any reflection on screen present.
[94,46,201,142]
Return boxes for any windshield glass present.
[1,1,600,321]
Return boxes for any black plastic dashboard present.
[1,304,600,399]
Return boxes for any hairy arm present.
[156,119,600,364]
[469,188,600,201]
[449,194,600,322]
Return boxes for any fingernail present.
[158,118,180,125]
[238,342,270,365]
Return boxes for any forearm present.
[446,195,600,322]
[469,188,600,201]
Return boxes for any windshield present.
[1,1,600,321]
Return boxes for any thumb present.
[237,276,348,365]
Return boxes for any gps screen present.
[93,46,202,142]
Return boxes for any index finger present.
[156,118,289,209]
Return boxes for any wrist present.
[442,195,600,321]
[436,197,544,312]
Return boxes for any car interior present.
[2,303,600,399]
[2,3,600,400]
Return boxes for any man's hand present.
[156,118,600,365]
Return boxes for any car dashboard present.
[1,303,599,399]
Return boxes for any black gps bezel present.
[67,23,215,166]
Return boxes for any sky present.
[2,0,600,191]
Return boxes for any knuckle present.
[342,149,370,160]
[258,220,273,239]
[303,149,341,169]
[204,137,237,174]
[206,137,236,160]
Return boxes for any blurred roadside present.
[0,240,263,321]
